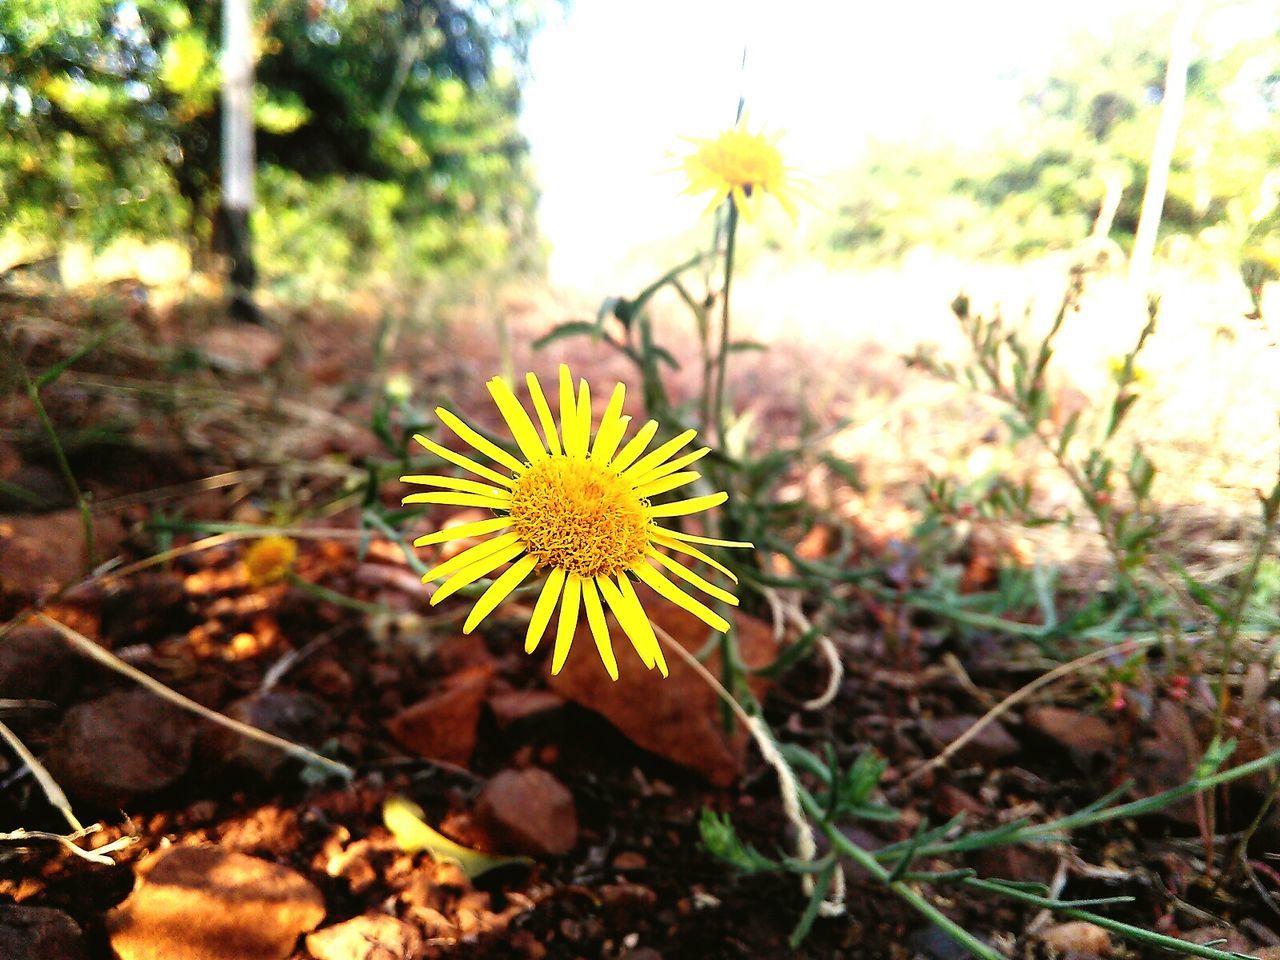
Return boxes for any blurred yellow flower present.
[244,535,298,587]
[1107,356,1152,389]
[403,365,752,680]
[682,124,797,221]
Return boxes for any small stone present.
[475,768,578,856]
[921,715,1019,766]
[386,667,491,767]
[305,913,423,960]
[0,623,77,702]
[0,905,87,960]
[108,845,325,960]
[43,689,196,807]
[487,689,565,729]
[612,851,647,870]
[216,690,335,777]
[0,511,123,594]
[1040,921,1112,956]
[1025,707,1117,770]
[197,324,283,374]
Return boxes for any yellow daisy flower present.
[244,535,298,587]
[682,123,797,221]
[402,365,752,681]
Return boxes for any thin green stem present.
[286,571,388,616]
[713,196,739,449]
[23,363,95,565]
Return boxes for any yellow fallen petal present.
[383,796,530,878]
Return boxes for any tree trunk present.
[220,0,257,321]
[1128,0,1199,290]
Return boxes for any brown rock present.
[43,689,197,807]
[1040,921,1112,956]
[1024,706,1116,770]
[0,511,123,594]
[217,690,335,777]
[1132,701,1199,825]
[305,913,423,960]
[487,689,565,729]
[386,667,491,767]
[475,768,578,856]
[0,623,77,702]
[0,905,87,960]
[108,845,326,960]
[547,591,779,785]
[921,715,1020,766]
[197,324,283,374]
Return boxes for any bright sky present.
[519,0,1183,288]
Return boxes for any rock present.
[108,845,326,960]
[921,715,1020,766]
[1132,701,1199,826]
[474,768,578,856]
[305,913,423,960]
[197,324,283,374]
[0,511,124,594]
[547,591,779,786]
[1040,921,1112,956]
[216,690,335,777]
[0,905,87,960]
[487,689,565,729]
[1024,706,1117,770]
[43,689,197,807]
[0,623,77,702]
[386,667,492,767]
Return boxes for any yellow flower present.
[403,365,752,680]
[1107,356,1152,389]
[682,123,797,221]
[244,535,297,587]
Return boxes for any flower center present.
[508,456,651,579]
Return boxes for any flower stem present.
[713,196,740,448]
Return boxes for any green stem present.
[287,571,387,616]
[713,196,740,449]
[21,363,95,566]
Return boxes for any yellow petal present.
[403,491,511,509]
[628,447,710,487]
[648,491,728,518]
[609,420,659,472]
[622,429,698,480]
[575,378,592,455]
[650,530,738,582]
[436,407,526,475]
[632,561,730,633]
[616,573,668,675]
[423,531,520,583]
[525,372,562,456]
[430,541,526,604]
[648,548,738,606]
[591,414,632,469]
[597,574,656,671]
[590,383,626,464]
[526,567,566,653]
[634,470,701,499]
[551,573,582,674]
[400,475,509,498]
[558,365,581,456]
[487,377,546,463]
[412,434,514,489]
[580,577,619,680]
[414,516,511,547]
[657,527,754,549]
[464,554,538,634]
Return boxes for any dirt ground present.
[1,268,1279,960]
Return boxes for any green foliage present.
[0,0,548,282]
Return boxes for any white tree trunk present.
[221,0,254,214]
[1128,0,1199,290]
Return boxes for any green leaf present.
[532,321,602,350]
[383,795,531,878]
[698,808,779,874]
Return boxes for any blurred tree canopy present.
[0,0,549,289]
[823,10,1280,264]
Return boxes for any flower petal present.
[430,541,526,605]
[575,378,592,455]
[621,429,698,480]
[525,372,562,456]
[609,420,659,472]
[657,527,754,549]
[414,516,511,547]
[400,475,509,498]
[412,434,514,488]
[634,470,701,499]
[628,447,710,487]
[631,560,730,633]
[436,407,526,475]
[403,491,511,509]
[558,365,582,456]
[526,567,566,653]
[551,573,582,674]
[650,530,738,582]
[648,548,738,606]
[580,577,619,681]
[597,574,657,671]
[487,377,547,463]
[463,554,538,634]
[615,573,668,676]
[648,491,728,518]
[423,531,521,583]
[590,383,626,463]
